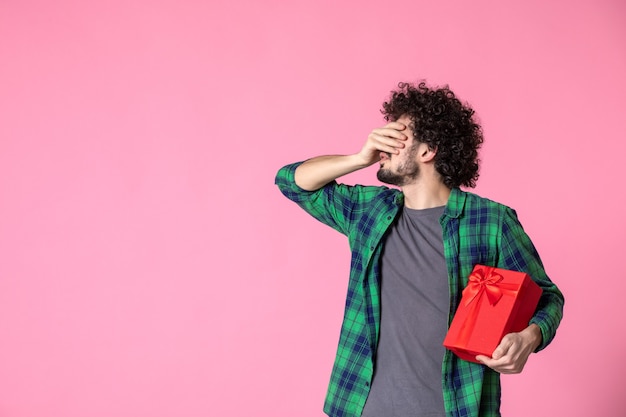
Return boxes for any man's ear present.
[419,145,437,163]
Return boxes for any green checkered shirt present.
[275,162,564,417]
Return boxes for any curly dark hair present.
[381,81,483,188]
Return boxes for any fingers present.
[383,121,408,132]
[367,133,405,155]
[476,355,520,374]
[476,355,521,374]
[355,122,410,166]
[475,333,533,374]
[373,122,408,140]
[367,124,408,155]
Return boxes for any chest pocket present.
[456,229,499,281]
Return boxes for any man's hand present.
[355,121,408,167]
[294,121,408,191]
[476,324,543,374]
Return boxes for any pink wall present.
[1,0,624,416]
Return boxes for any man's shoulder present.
[462,189,507,206]
[453,189,514,216]
[325,183,402,212]
[347,183,400,197]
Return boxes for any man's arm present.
[477,208,564,373]
[293,121,408,191]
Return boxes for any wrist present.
[522,323,543,351]
[350,152,377,169]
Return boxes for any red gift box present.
[443,265,542,363]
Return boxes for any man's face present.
[376,115,420,186]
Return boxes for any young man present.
[275,82,564,417]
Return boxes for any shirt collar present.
[444,188,466,219]
[393,191,404,205]
[392,188,464,217]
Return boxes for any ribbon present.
[462,266,505,307]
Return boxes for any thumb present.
[492,347,504,360]
[492,336,512,360]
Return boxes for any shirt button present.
[365,381,370,387]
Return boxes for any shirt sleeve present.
[497,207,565,352]
[275,161,381,237]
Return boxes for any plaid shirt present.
[275,162,564,417]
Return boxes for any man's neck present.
[400,180,451,210]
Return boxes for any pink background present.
[1,0,624,416]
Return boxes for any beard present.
[377,167,418,186]
[376,150,420,186]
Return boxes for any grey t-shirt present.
[361,205,448,417]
